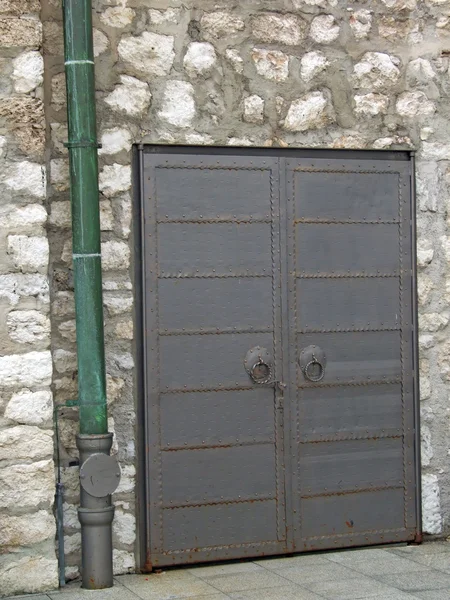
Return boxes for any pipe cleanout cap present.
[79,453,121,497]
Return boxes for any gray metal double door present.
[141,148,419,568]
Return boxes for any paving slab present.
[116,571,223,600]
[187,561,262,578]
[413,590,450,600]
[371,570,450,592]
[199,570,289,594]
[255,554,331,571]
[302,574,401,600]
[228,585,324,600]
[271,561,359,585]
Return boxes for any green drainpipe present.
[62,0,120,588]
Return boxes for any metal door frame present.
[134,145,421,571]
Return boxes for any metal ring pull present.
[303,354,325,382]
[249,357,273,385]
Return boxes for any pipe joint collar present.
[80,453,121,497]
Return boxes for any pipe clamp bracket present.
[79,453,121,497]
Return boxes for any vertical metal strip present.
[410,152,422,539]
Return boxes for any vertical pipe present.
[62,0,116,588]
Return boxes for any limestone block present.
[99,128,132,155]
[0,555,58,596]
[419,312,449,332]
[225,49,244,74]
[100,6,135,28]
[3,161,46,199]
[0,510,55,547]
[7,235,49,274]
[185,133,214,145]
[50,158,69,192]
[310,15,340,44]
[252,48,289,82]
[58,319,76,343]
[396,91,435,118]
[115,464,135,494]
[201,12,245,38]
[416,239,434,267]
[115,320,133,340]
[353,52,400,91]
[0,0,40,15]
[51,72,66,108]
[5,389,53,426]
[49,201,71,228]
[354,93,389,116]
[104,295,133,315]
[0,458,55,509]
[422,473,442,534]
[113,508,136,546]
[0,274,49,305]
[93,28,109,57]
[158,80,195,128]
[243,94,264,124]
[0,17,42,48]
[417,273,434,306]
[381,0,416,9]
[284,91,330,132]
[0,350,52,387]
[43,21,64,55]
[63,502,80,530]
[148,8,180,25]
[183,42,217,78]
[0,98,45,157]
[100,200,114,231]
[111,352,134,370]
[7,309,50,344]
[406,58,435,84]
[349,10,372,40]
[101,240,131,270]
[251,13,307,45]
[421,143,450,160]
[300,51,328,83]
[106,375,124,405]
[64,533,81,554]
[53,348,77,374]
[118,32,175,77]
[99,164,131,197]
[12,50,43,93]
[113,549,135,574]
[104,76,151,117]
[0,425,53,461]
[0,204,47,229]
[421,425,433,467]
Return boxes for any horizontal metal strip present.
[297,327,401,334]
[160,386,258,395]
[155,165,271,171]
[298,378,402,389]
[300,485,404,500]
[161,540,282,555]
[159,272,271,279]
[296,272,399,279]
[294,218,400,225]
[299,432,402,444]
[159,327,273,336]
[290,168,399,175]
[161,496,276,510]
[161,440,275,452]
[157,218,272,224]
[304,527,408,541]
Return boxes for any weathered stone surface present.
[65,533,81,554]
[418,274,434,306]
[93,28,109,57]
[352,52,400,90]
[381,0,416,9]
[354,93,389,116]
[310,15,340,44]
[158,80,195,128]
[0,555,58,596]
[99,164,131,197]
[419,312,449,332]
[7,235,49,273]
[251,13,306,45]
[5,389,53,426]
[225,48,243,74]
[115,320,133,340]
[201,12,245,38]
[396,91,436,118]
[349,9,372,40]
[50,158,69,191]
[53,349,76,374]
[99,128,132,155]
[58,319,76,342]
[43,21,64,55]
[300,51,328,82]
[0,17,42,48]
[0,425,53,461]
[284,91,330,132]
[101,241,130,271]
[0,274,49,305]
[0,351,51,387]
[252,48,289,82]
[49,201,70,228]
[100,6,135,28]
[118,32,175,77]
[422,473,442,534]
[0,459,54,509]
[148,8,180,25]
[113,549,135,574]
[0,97,45,157]
[12,50,43,93]
[115,464,135,494]
[0,204,47,230]
[421,143,450,161]
[51,72,66,108]
[104,75,151,117]
[0,0,40,16]
[104,295,133,316]
[417,239,434,267]
[7,310,50,344]
[113,508,136,546]
[243,94,264,124]
[3,161,46,198]
[421,425,433,467]
[107,375,125,405]
[0,510,55,547]
[406,58,435,84]
[183,42,217,78]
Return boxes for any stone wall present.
[0,0,58,596]
[1,0,450,595]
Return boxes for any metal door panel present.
[159,332,274,390]
[297,331,401,384]
[297,278,399,331]
[160,389,274,447]
[298,384,403,440]
[296,223,399,274]
[293,171,400,221]
[158,222,272,276]
[162,501,278,551]
[158,278,273,331]
[299,438,404,495]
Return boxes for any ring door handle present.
[303,354,325,382]
[299,345,326,383]
[244,346,285,390]
[249,357,272,385]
